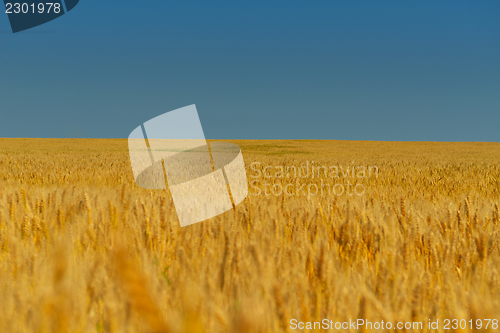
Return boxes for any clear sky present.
[1,0,499,141]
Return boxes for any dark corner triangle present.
[64,0,79,12]
[4,0,66,33]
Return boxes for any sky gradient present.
[1,0,499,141]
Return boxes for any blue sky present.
[1,0,499,141]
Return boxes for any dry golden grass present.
[1,138,500,332]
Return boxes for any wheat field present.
[1,138,500,332]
